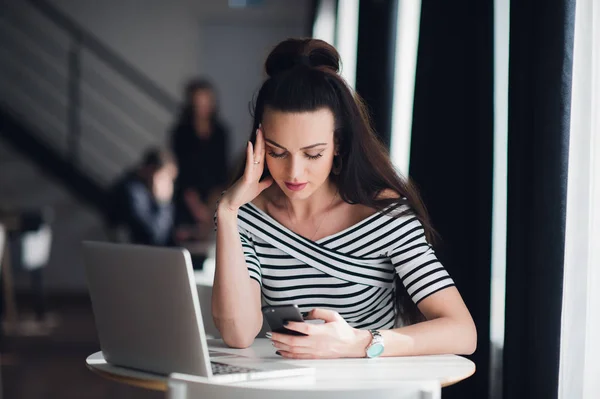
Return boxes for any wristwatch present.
[365,329,384,358]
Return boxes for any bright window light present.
[489,0,510,398]
[559,0,600,397]
[389,0,421,175]
[312,0,336,45]
[335,0,360,89]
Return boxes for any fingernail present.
[275,351,281,356]
[265,332,272,339]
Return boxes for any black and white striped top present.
[230,202,454,330]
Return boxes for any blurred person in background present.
[170,78,230,242]
[107,148,178,246]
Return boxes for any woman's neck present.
[283,180,338,222]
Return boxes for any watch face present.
[367,343,384,358]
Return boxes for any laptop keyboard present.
[211,361,261,375]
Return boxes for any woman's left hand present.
[269,308,371,359]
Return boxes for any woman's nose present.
[287,156,304,180]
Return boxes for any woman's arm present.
[351,287,477,357]
[212,207,263,348]
[211,127,273,349]
[269,287,476,358]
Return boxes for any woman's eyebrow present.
[264,138,327,150]
[300,143,328,150]
[264,138,286,149]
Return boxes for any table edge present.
[441,363,476,387]
[86,350,475,391]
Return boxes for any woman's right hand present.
[219,127,273,212]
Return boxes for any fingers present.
[272,341,314,354]
[284,321,313,336]
[245,140,253,167]
[270,332,311,347]
[304,308,342,322]
[243,140,254,181]
[255,125,265,161]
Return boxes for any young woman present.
[212,38,476,359]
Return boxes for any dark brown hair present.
[240,38,432,325]
[140,147,175,170]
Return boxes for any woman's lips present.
[285,182,307,191]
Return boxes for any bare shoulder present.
[376,188,401,200]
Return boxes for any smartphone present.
[261,304,307,336]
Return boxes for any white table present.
[86,339,475,392]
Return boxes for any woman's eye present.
[306,153,323,160]
[268,151,287,158]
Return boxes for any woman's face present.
[192,89,215,119]
[261,107,337,200]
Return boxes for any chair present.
[0,208,53,327]
[166,373,441,399]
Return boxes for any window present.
[559,0,600,397]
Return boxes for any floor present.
[0,295,162,399]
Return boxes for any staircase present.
[0,0,183,292]
[0,0,179,214]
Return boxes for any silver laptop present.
[82,241,314,383]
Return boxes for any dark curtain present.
[410,1,494,398]
[503,1,575,398]
[306,0,319,37]
[355,0,398,147]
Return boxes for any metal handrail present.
[27,0,178,114]
[1,0,178,178]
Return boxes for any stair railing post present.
[67,34,82,164]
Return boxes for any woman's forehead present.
[262,108,335,148]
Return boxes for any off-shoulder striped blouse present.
[227,202,454,330]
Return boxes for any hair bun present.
[265,38,340,77]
